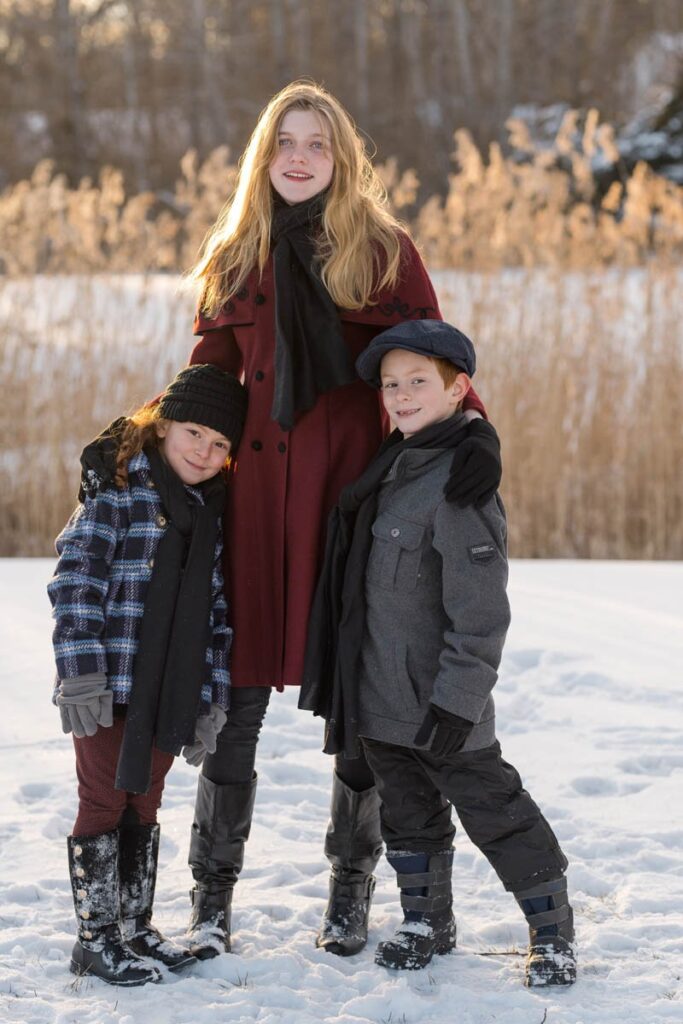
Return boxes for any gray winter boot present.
[119,823,196,972]
[515,877,577,987]
[316,773,383,957]
[186,774,257,959]
[67,831,161,986]
[375,850,456,970]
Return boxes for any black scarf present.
[116,447,226,794]
[299,414,469,758]
[270,192,355,431]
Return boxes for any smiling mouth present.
[396,408,420,417]
[284,171,313,180]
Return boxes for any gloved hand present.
[414,703,474,758]
[444,418,502,508]
[78,416,128,501]
[182,704,228,767]
[57,674,114,738]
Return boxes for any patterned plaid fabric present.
[48,451,230,712]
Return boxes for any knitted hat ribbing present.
[159,364,248,451]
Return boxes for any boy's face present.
[380,349,470,438]
[155,420,231,485]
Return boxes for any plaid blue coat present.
[47,451,230,712]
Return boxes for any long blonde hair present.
[190,80,406,316]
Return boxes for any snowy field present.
[0,558,682,1024]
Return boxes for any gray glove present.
[56,674,114,738]
[182,704,227,767]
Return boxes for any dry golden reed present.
[2,110,682,558]
[1,111,682,276]
[1,267,681,559]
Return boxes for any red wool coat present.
[189,236,485,689]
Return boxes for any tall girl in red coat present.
[176,80,502,960]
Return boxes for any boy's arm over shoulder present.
[208,519,231,711]
[431,494,511,723]
[47,487,128,681]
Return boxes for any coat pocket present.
[393,643,422,712]
[366,513,425,592]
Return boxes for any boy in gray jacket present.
[344,320,575,986]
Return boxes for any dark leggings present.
[202,685,376,792]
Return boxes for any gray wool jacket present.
[358,443,511,753]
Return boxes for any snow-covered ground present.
[0,558,681,1024]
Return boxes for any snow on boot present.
[375,851,456,971]
[186,774,257,959]
[515,877,577,987]
[119,823,196,972]
[316,773,383,957]
[186,888,233,960]
[317,868,376,957]
[67,831,161,987]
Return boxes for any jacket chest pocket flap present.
[367,513,425,592]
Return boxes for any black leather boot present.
[316,773,383,957]
[375,850,456,970]
[186,774,257,959]
[67,831,161,986]
[515,877,577,987]
[119,823,196,972]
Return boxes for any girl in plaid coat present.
[47,365,246,987]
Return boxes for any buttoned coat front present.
[358,445,511,753]
[189,236,486,689]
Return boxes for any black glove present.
[444,418,502,508]
[414,704,474,758]
[78,416,127,501]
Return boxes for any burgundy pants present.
[72,713,174,836]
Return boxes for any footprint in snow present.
[569,776,651,798]
[16,782,56,804]
[617,753,683,777]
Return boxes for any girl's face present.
[155,420,231,485]
[269,108,334,205]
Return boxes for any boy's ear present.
[452,373,471,404]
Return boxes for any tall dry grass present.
[2,268,681,559]
[2,110,683,275]
[435,266,683,559]
[2,110,682,557]
[0,276,196,555]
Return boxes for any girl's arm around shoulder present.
[430,495,510,723]
[47,487,130,680]
[208,519,231,711]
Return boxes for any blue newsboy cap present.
[355,319,476,387]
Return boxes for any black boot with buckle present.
[375,850,456,971]
[186,773,257,959]
[67,831,161,986]
[515,877,577,987]
[119,823,196,972]
[316,773,384,957]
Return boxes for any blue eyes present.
[278,137,325,150]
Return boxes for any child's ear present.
[451,373,471,404]
[155,420,168,439]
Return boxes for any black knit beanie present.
[158,365,248,451]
